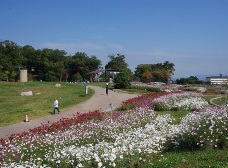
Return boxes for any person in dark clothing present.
[106,82,109,95]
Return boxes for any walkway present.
[209,96,223,106]
[0,86,139,139]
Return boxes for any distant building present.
[206,74,228,85]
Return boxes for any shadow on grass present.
[79,95,86,97]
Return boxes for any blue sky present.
[1,0,228,79]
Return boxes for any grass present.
[0,82,94,127]
[89,82,155,94]
[212,96,228,105]
[156,111,190,124]
[88,82,109,88]
[145,149,228,168]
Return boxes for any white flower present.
[98,162,102,168]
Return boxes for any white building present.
[206,74,228,85]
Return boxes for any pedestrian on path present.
[106,82,109,95]
[53,97,60,114]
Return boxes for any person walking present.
[53,97,60,114]
[106,82,109,96]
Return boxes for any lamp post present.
[31,67,35,81]
[83,81,88,96]
[109,102,113,122]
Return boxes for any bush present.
[113,68,132,89]
[129,85,161,92]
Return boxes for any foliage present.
[113,68,132,89]
[0,40,102,82]
[176,76,203,84]
[0,40,22,81]
[134,61,175,83]
[68,52,101,81]
[105,54,128,71]
[129,85,161,92]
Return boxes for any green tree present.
[176,76,202,84]
[135,64,152,82]
[21,45,39,80]
[134,61,175,83]
[114,68,132,89]
[105,54,129,82]
[68,52,101,81]
[37,48,66,81]
[0,39,102,82]
[0,40,23,81]
[163,61,175,75]
[87,55,102,72]
[105,54,128,71]
[105,54,132,88]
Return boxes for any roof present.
[88,69,119,74]
[206,76,228,78]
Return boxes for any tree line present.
[134,62,175,83]
[0,40,176,85]
[0,40,102,82]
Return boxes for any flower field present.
[151,92,209,111]
[0,91,227,167]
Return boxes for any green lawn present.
[156,111,190,124]
[0,82,94,127]
[145,149,228,168]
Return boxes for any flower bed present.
[0,92,227,167]
[151,92,209,111]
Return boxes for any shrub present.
[113,68,132,89]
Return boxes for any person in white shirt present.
[53,97,60,114]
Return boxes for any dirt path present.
[0,86,139,139]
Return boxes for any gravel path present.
[0,86,139,139]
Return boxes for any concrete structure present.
[88,69,119,82]
[206,74,228,85]
[20,69,28,82]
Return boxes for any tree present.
[21,45,39,80]
[0,39,102,82]
[176,76,202,84]
[105,54,132,88]
[163,61,175,75]
[87,55,102,72]
[142,71,152,83]
[135,64,152,83]
[68,52,101,81]
[105,54,128,71]
[114,68,132,89]
[0,40,23,81]
[36,48,66,81]
[105,54,129,82]
[59,68,69,82]
[134,61,175,83]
